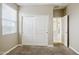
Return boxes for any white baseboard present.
[2,44,19,55]
[22,43,49,46]
[18,44,23,46]
[48,45,53,47]
[22,43,53,47]
[69,46,79,55]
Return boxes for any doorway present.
[53,15,69,47]
[53,17,62,43]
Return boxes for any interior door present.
[22,15,49,46]
[63,15,68,47]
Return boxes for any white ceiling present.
[17,3,68,9]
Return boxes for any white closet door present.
[63,15,68,47]
[22,16,35,45]
[22,15,49,46]
[34,15,48,45]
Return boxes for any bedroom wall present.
[66,3,79,53]
[53,9,65,17]
[0,3,2,54]
[0,3,19,54]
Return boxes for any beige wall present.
[66,3,79,52]
[53,9,66,17]
[0,3,18,54]
[0,4,2,54]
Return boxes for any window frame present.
[2,4,17,35]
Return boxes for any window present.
[2,4,17,35]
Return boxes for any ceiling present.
[17,3,68,9]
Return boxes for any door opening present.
[53,17,63,43]
[53,15,69,47]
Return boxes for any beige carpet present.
[7,45,77,55]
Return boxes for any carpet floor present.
[7,45,77,55]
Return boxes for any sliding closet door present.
[22,15,49,46]
[35,15,48,45]
[22,16,35,45]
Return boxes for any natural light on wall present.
[53,17,62,43]
[2,4,17,35]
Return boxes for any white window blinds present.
[2,4,17,35]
